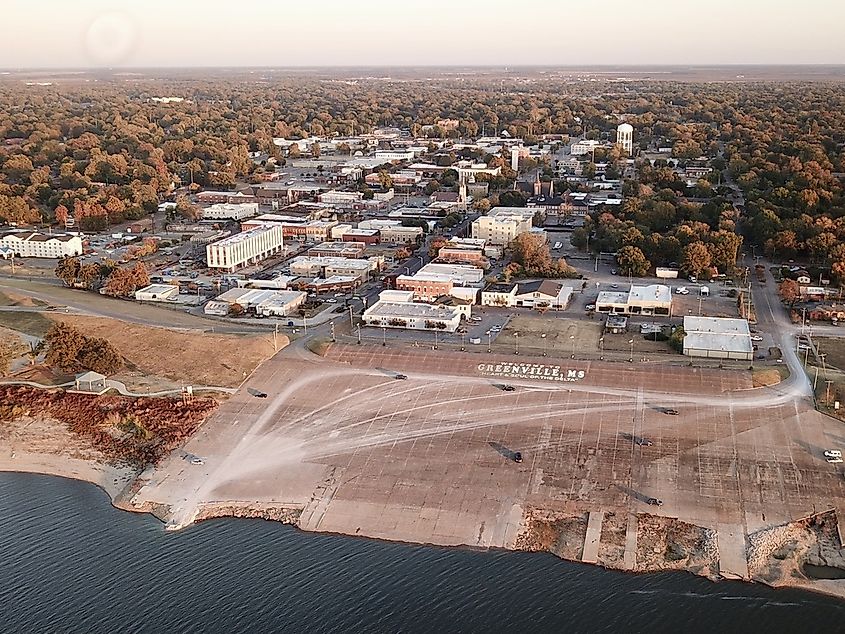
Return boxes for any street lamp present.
[487,331,492,353]
[628,338,635,363]
[570,334,576,359]
[382,326,387,346]
[356,324,362,344]
[541,332,547,357]
[461,331,466,351]
[599,336,604,360]
[349,306,354,330]
[514,332,519,356]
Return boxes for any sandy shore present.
[0,415,138,500]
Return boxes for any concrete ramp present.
[582,511,604,564]
[717,523,749,579]
[623,513,638,570]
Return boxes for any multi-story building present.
[288,256,372,282]
[396,273,454,302]
[201,202,259,221]
[205,223,285,272]
[0,231,83,258]
[358,219,423,244]
[471,207,536,246]
[307,241,367,258]
[196,190,257,205]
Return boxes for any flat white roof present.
[683,316,750,335]
[365,301,458,320]
[629,284,671,304]
[137,284,178,294]
[596,291,629,304]
[211,223,281,247]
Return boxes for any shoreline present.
[3,459,845,602]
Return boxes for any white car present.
[751,335,763,342]
[827,457,844,464]
[675,287,690,295]
[326,298,338,303]
[469,316,482,322]
[585,304,596,311]
[824,450,842,459]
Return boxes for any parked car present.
[190,457,205,466]
[469,316,483,322]
[664,408,679,415]
[611,269,618,275]
[585,304,596,311]
[751,335,763,342]
[646,498,663,506]
[501,385,515,392]
[824,450,842,459]
[513,451,523,463]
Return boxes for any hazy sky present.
[2,0,843,68]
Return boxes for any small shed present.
[73,371,109,394]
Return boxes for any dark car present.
[395,374,408,380]
[501,384,516,392]
[247,388,268,398]
[635,438,654,446]
[646,498,663,506]
[664,408,679,416]
[513,451,523,463]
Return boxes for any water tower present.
[616,123,633,155]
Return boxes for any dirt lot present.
[0,290,47,307]
[816,338,845,372]
[0,310,282,389]
[493,315,602,356]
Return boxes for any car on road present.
[395,374,408,380]
[326,298,338,303]
[611,269,618,275]
[501,384,516,392]
[751,335,763,342]
[248,388,268,398]
[490,325,502,332]
[663,408,679,415]
[824,450,842,459]
[513,451,523,463]
[611,283,619,289]
[190,457,205,466]
[828,457,844,464]
[469,316,482,322]
[635,438,654,446]
[646,498,663,506]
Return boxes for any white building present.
[596,284,672,316]
[471,207,536,246]
[318,190,364,205]
[134,284,179,302]
[374,150,415,162]
[212,287,306,317]
[358,219,423,244]
[363,292,462,332]
[0,231,83,258]
[205,223,285,272]
[288,256,372,281]
[416,262,485,287]
[616,123,634,156]
[481,280,571,309]
[202,202,259,221]
[682,316,753,361]
[571,139,602,156]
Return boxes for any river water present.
[2,474,843,633]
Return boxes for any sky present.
[2,0,843,68]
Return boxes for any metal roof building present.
[682,316,753,361]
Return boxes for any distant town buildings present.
[595,284,672,317]
[202,202,259,221]
[471,207,536,246]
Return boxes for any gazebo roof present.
[75,371,107,382]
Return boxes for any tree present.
[44,322,87,373]
[287,144,301,159]
[54,204,69,227]
[669,327,686,353]
[229,303,245,316]
[498,190,527,207]
[377,169,393,190]
[472,198,491,213]
[102,263,148,297]
[311,142,321,159]
[681,242,712,278]
[55,257,82,287]
[0,335,23,376]
[615,246,651,277]
[77,337,123,375]
[778,279,801,307]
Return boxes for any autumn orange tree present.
[44,322,123,375]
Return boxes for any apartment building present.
[205,223,285,272]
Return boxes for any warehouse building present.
[207,287,306,317]
[134,284,180,302]
[596,284,672,317]
[480,280,571,310]
[289,256,373,282]
[206,223,285,272]
[682,316,753,361]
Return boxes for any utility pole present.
[272,322,279,352]
[629,337,635,363]
[515,332,519,356]
[825,380,833,404]
[349,306,354,330]
[356,324,361,344]
[330,321,336,343]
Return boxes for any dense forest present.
[0,75,843,275]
